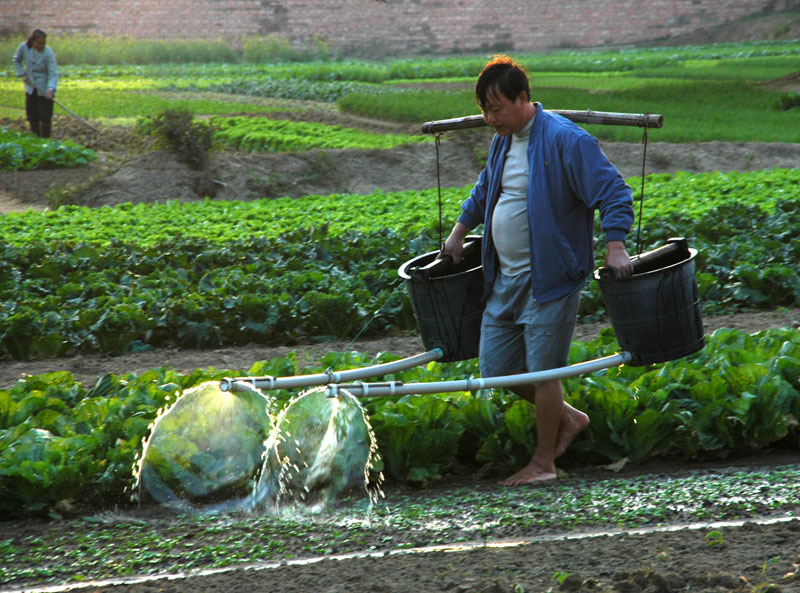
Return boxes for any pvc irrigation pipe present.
[219,348,444,392]
[325,352,633,398]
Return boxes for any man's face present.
[480,88,530,136]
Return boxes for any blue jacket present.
[458,103,634,304]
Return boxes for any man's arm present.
[564,134,634,278]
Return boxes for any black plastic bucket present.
[398,236,484,362]
[593,238,705,366]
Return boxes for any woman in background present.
[13,29,58,138]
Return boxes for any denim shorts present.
[479,271,581,379]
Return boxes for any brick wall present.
[1,0,793,57]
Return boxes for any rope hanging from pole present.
[635,120,650,257]
[435,133,444,251]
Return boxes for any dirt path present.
[2,110,800,211]
[72,518,800,593]
[4,136,800,211]
[0,189,38,213]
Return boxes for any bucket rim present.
[397,235,483,281]
[398,251,482,280]
[593,247,698,283]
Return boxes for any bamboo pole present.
[421,110,663,134]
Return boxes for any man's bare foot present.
[500,461,557,486]
[555,408,590,459]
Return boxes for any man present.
[442,55,634,486]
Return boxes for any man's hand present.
[44,89,54,100]
[605,240,633,278]
[441,222,470,264]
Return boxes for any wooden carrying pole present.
[421,110,663,134]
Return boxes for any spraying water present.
[133,381,273,511]
[134,382,380,513]
[253,387,382,512]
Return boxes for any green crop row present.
[366,327,800,481]
[385,44,800,80]
[0,228,418,359]
[3,169,796,247]
[0,169,797,360]
[210,116,430,152]
[1,40,797,142]
[1,326,798,518]
[0,83,281,121]
[338,71,800,143]
[166,77,381,103]
[0,127,96,171]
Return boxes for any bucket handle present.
[412,239,480,281]
[598,237,689,281]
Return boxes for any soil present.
[4,112,800,212]
[2,33,800,591]
[104,525,800,593]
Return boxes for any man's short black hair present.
[475,55,531,109]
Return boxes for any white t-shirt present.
[491,115,534,276]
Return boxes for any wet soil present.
[1,456,799,593]
[76,520,800,593]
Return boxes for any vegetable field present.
[0,127,95,171]
[1,169,797,360]
[1,39,799,141]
